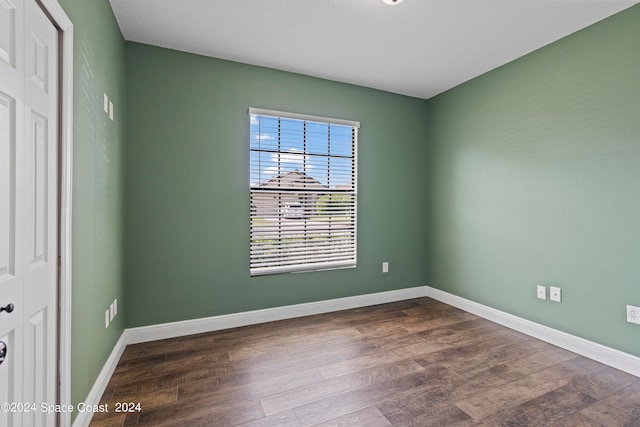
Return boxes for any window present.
[249,108,359,276]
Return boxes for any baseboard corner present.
[424,285,640,378]
[72,331,128,427]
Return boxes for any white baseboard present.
[425,286,640,378]
[76,284,640,427]
[73,286,426,426]
[126,286,429,345]
[72,332,127,427]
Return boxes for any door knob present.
[0,341,6,365]
[0,303,14,313]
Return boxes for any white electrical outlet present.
[537,285,546,300]
[382,262,389,273]
[109,302,114,321]
[109,101,114,121]
[105,309,110,329]
[550,286,562,303]
[114,298,118,317]
[103,93,109,113]
[627,305,640,325]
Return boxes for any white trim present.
[126,286,428,344]
[39,0,72,30]
[76,285,640,427]
[425,286,640,378]
[38,1,74,426]
[249,107,360,128]
[71,333,127,427]
[73,287,427,426]
[251,261,357,277]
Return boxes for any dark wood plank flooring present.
[89,298,640,426]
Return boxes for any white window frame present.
[249,108,359,276]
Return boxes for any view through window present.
[249,108,359,275]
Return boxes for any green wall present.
[124,42,429,327]
[425,5,640,356]
[53,0,640,414]
[58,0,126,415]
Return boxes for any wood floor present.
[90,298,640,426]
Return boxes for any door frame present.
[36,1,73,426]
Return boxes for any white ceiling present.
[109,0,639,100]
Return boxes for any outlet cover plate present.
[537,285,546,300]
[550,286,562,303]
[627,305,640,325]
[382,262,389,273]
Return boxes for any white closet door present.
[0,0,58,425]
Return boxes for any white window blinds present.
[249,108,359,276]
